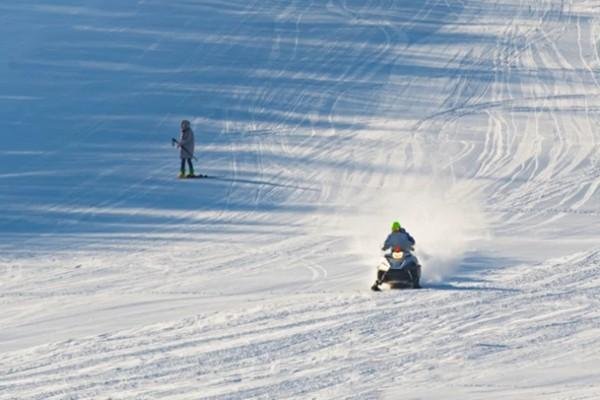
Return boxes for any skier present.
[177,120,195,178]
[371,221,420,291]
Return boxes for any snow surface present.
[1,0,599,398]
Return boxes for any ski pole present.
[171,138,198,161]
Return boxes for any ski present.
[178,174,209,179]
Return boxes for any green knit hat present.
[392,221,401,231]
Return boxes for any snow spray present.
[346,175,490,283]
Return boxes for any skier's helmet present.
[181,120,191,130]
[392,221,401,232]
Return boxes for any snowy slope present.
[1,0,599,399]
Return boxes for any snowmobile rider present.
[178,120,195,178]
[382,221,415,255]
[371,221,420,291]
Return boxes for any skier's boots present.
[186,173,196,178]
[178,171,186,179]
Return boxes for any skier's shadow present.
[209,176,319,192]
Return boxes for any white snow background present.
[1,1,599,399]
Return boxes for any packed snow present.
[1,0,599,399]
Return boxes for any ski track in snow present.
[1,0,599,398]
[2,250,600,399]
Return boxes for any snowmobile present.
[371,247,422,291]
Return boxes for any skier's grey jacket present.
[179,127,195,159]
[382,229,415,253]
